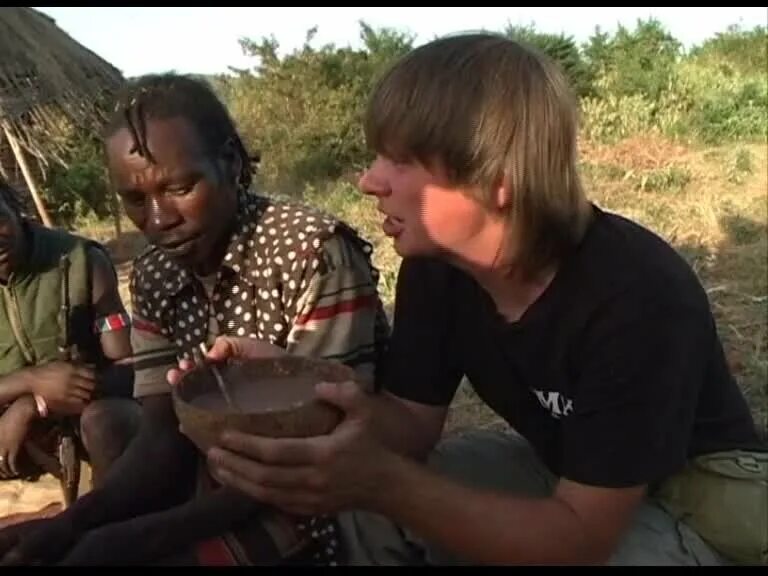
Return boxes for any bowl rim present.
[172,354,357,417]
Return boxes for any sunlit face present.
[358,155,501,265]
[106,116,239,272]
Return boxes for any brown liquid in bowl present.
[189,375,319,413]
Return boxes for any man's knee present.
[338,430,558,566]
[428,429,556,497]
[80,398,142,457]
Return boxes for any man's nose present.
[358,168,389,198]
[146,196,182,232]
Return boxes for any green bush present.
[691,24,767,77]
[43,134,111,228]
[583,18,682,102]
[40,21,766,224]
[580,23,766,144]
[580,91,658,142]
[686,79,766,143]
[214,23,413,193]
[504,24,593,97]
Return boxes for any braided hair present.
[0,179,25,219]
[103,73,259,190]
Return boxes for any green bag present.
[654,449,767,566]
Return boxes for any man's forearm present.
[0,370,32,408]
[369,454,603,565]
[370,395,441,460]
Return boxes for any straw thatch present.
[0,7,124,225]
[0,7,123,159]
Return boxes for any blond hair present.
[365,33,591,277]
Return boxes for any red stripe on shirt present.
[133,317,163,334]
[294,294,377,325]
[196,537,238,566]
[108,314,129,331]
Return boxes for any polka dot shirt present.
[129,190,390,565]
[130,190,387,367]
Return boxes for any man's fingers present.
[212,464,273,503]
[0,451,11,478]
[314,381,367,417]
[206,337,238,362]
[72,365,96,382]
[208,448,316,490]
[179,358,195,372]
[0,448,19,478]
[8,449,18,477]
[214,431,325,466]
[167,358,196,386]
[211,464,319,515]
[207,336,287,362]
[166,368,182,386]
[68,387,92,402]
[72,376,96,393]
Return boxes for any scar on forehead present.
[130,163,171,186]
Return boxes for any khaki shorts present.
[339,430,740,566]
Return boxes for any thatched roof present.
[0,7,124,165]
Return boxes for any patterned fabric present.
[128,189,390,566]
[92,312,131,334]
[130,190,389,397]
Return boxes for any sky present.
[35,7,768,78]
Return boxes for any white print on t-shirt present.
[532,389,574,419]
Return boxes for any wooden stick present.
[2,124,54,227]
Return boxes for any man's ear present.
[495,179,512,210]
[219,137,243,187]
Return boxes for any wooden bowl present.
[172,355,351,453]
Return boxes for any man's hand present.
[166,336,287,387]
[0,397,36,478]
[25,362,95,415]
[207,381,396,516]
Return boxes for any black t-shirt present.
[383,206,763,488]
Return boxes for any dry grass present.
[80,137,767,436]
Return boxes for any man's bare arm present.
[88,246,133,396]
